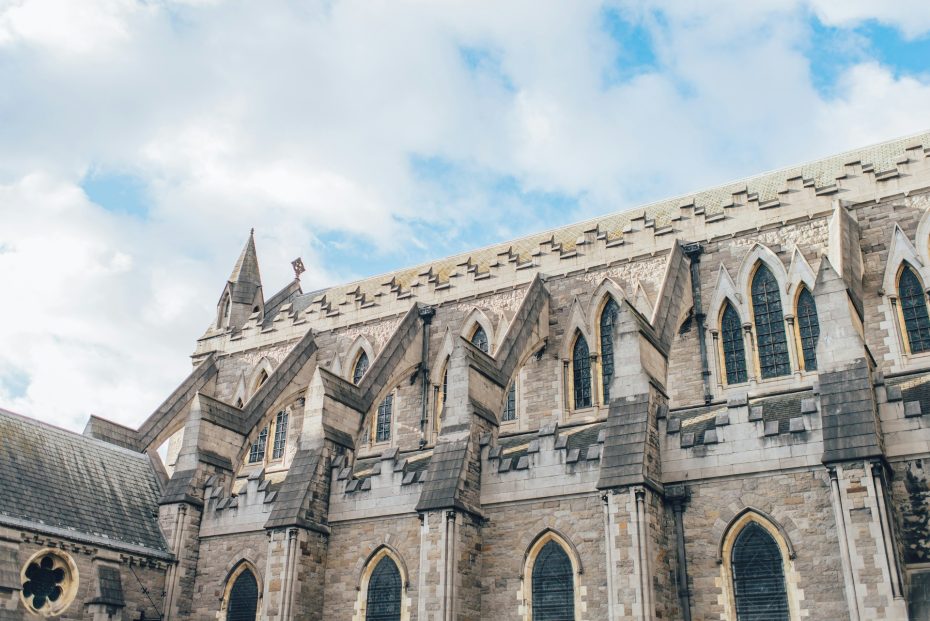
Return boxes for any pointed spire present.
[228,228,262,289]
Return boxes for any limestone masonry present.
[5,131,930,620]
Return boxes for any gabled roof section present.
[242,329,318,431]
[0,408,170,557]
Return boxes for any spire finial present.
[291,257,306,281]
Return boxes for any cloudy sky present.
[1,0,929,431]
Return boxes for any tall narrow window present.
[751,264,790,379]
[227,568,259,621]
[471,325,490,354]
[900,265,930,354]
[436,362,449,433]
[572,334,592,410]
[796,288,819,371]
[353,351,370,385]
[532,540,575,621]
[599,298,619,402]
[271,411,288,460]
[722,303,747,385]
[375,394,393,443]
[502,381,516,422]
[366,556,401,621]
[731,522,789,621]
[248,426,268,463]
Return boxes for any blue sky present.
[1,0,930,430]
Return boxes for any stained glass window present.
[796,288,819,371]
[502,381,516,422]
[272,411,288,460]
[471,325,490,353]
[376,394,393,443]
[366,556,401,621]
[572,335,592,409]
[532,541,575,621]
[248,426,268,463]
[751,265,791,379]
[353,351,370,385]
[900,265,930,354]
[722,303,747,385]
[731,523,789,621]
[600,298,619,403]
[227,568,258,621]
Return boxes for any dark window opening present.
[900,265,930,353]
[271,411,288,460]
[248,426,268,463]
[532,540,575,621]
[22,555,65,610]
[572,335,592,409]
[731,522,789,621]
[502,381,516,422]
[471,325,489,353]
[227,568,259,621]
[722,303,747,384]
[376,394,393,443]
[366,556,402,621]
[796,288,819,371]
[600,298,619,402]
[751,264,791,378]
[353,351,370,385]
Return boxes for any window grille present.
[471,325,490,353]
[796,288,819,370]
[572,335,592,409]
[900,265,930,353]
[731,522,789,621]
[353,351,370,385]
[227,569,258,621]
[366,556,401,621]
[751,265,790,378]
[722,303,747,384]
[600,298,619,402]
[532,541,575,621]
[248,426,268,463]
[272,411,288,460]
[376,394,393,443]
[502,381,516,421]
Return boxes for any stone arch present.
[246,358,275,400]
[560,297,593,361]
[708,264,745,326]
[232,373,247,409]
[586,278,627,329]
[786,247,817,299]
[430,328,456,386]
[461,307,496,355]
[521,529,582,621]
[882,224,930,295]
[353,545,410,621]
[717,508,802,621]
[879,225,930,368]
[345,335,375,384]
[737,243,792,313]
[219,558,263,621]
[915,200,930,269]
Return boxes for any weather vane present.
[291,257,306,280]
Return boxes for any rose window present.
[20,550,77,616]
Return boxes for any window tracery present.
[599,298,619,403]
[751,264,790,379]
[375,394,394,443]
[365,556,402,621]
[571,334,591,410]
[530,539,575,621]
[353,351,370,385]
[721,303,747,385]
[730,522,790,621]
[899,264,930,354]
[795,288,819,371]
[470,325,489,354]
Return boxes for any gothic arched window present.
[795,288,819,371]
[471,325,490,354]
[899,264,930,354]
[599,298,619,403]
[226,567,259,621]
[502,381,516,422]
[531,540,575,621]
[436,360,449,434]
[721,303,747,385]
[353,351,370,385]
[751,264,790,379]
[375,394,394,443]
[271,411,289,460]
[365,556,402,621]
[248,426,268,463]
[572,334,592,410]
[731,522,790,621]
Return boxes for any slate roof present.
[889,373,930,416]
[0,408,169,557]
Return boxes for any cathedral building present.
[5,131,930,620]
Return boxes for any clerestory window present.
[721,302,747,385]
[795,288,819,371]
[751,265,790,379]
[899,264,930,354]
[599,298,619,403]
[572,334,592,410]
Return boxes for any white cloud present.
[0,0,928,431]
[808,0,930,39]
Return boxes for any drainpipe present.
[418,306,436,446]
[667,485,692,621]
[682,243,712,404]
